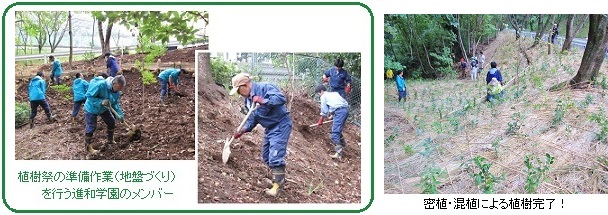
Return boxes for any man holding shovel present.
[315,85,349,159]
[158,67,185,104]
[229,73,293,197]
[83,75,126,155]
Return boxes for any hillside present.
[14,46,205,160]
[384,31,608,194]
[197,54,362,203]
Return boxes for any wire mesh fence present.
[228,52,362,127]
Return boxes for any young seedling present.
[416,165,447,194]
[506,112,523,136]
[471,156,504,194]
[589,112,608,143]
[306,179,324,195]
[523,153,555,193]
[402,144,415,156]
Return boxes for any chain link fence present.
[228,52,361,127]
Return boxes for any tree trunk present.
[92,18,95,47]
[456,15,468,63]
[562,14,589,52]
[198,52,226,106]
[37,31,46,54]
[104,22,113,54]
[97,20,105,53]
[532,15,553,48]
[68,11,73,69]
[570,14,608,86]
[98,20,114,54]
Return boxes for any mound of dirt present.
[15,61,196,160]
[198,91,361,203]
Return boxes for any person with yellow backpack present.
[386,68,394,80]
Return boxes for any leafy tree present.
[44,11,68,53]
[91,11,208,55]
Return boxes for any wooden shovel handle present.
[309,120,333,127]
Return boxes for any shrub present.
[50,84,71,94]
[15,102,30,127]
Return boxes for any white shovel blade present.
[222,137,231,164]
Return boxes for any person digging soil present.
[229,73,293,197]
[83,75,126,156]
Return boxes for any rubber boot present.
[46,113,56,122]
[106,129,116,144]
[331,144,344,159]
[85,133,98,154]
[160,96,167,106]
[265,166,286,197]
[30,119,34,129]
[71,117,76,125]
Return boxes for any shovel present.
[300,120,333,132]
[222,103,259,164]
[104,102,142,142]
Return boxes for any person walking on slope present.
[315,85,350,159]
[105,53,121,77]
[230,73,293,197]
[485,62,505,102]
[385,68,394,81]
[459,58,467,79]
[71,73,89,124]
[551,24,559,44]
[395,70,407,102]
[83,75,127,155]
[158,67,185,104]
[470,57,479,81]
[28,71,56,128]
[487,78,504,102]
[49,55,63,85]
[322,58,352,99]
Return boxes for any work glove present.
[252,96,264,105]
[322,77,329,83]
[233,129,245,139]
[317,116,324,126]
[102,99,111,107]
[345,85,352,94]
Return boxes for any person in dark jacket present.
[83,75,126,154]
[485,61,504,85]
[71,73,89,123]
[551,24,559,44]
[105,53,121,77]
[28,71,56,128]
[322,59,352,99]
[230,73,292,197]
[485,62,505,102]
